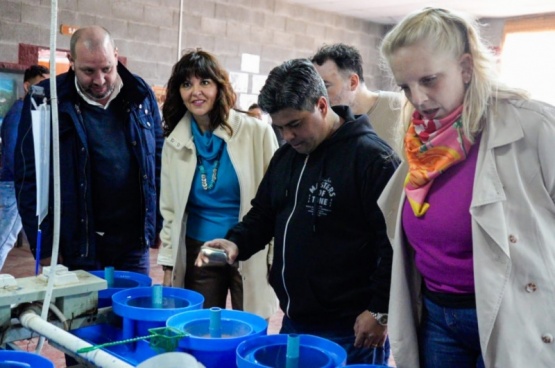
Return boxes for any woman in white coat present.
[157,49,278,319]
[379,7,555,368]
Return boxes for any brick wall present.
[0,1,508,108]
[0,0,389,106]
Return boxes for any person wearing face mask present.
[1,65,49,271]
[15,26,163,274]
[157,49,278,320]
[378,7,555,368]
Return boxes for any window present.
[0,70,24,126]
[38,48,70,75]
[500,14,555,105]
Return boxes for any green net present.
[76,326,187,354]
[147,326,187,353]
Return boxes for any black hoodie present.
[227,106,399,332]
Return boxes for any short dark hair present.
[258,58,327,114]
[311,43,365,82]
[163,49,236,136]
[248,103,260,111]
[24,65,49,82]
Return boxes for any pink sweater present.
[402,137,480,294]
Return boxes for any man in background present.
[246,103,264,120]
[0,65,49,271]
[247,103,285,146]
[311,43,403,152]
[15,26,163,274]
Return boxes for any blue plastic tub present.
[89,270,152,308]
[167,308,268,368]
[236,334,347,368]
[0,351,54,368]
[111,286,204,339]
[71,323,157,366]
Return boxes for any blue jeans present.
[420,296,485,368]
[0,182,22,271]
[280,315,390,365]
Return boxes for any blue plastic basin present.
[89,270,152,308]
[112,286,204,339]
[0,351,54,368]
[71,323,158,366]
[236,334,347,368]
[167,308,267,368]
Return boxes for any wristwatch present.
[369,311,388,326]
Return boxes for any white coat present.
[378,99,555,368]
[158,109,279,319]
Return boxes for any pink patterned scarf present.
[404,105,473,217]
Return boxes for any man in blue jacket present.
[198,59,399,365]
[0,65,49,271]
[15,26,163,274]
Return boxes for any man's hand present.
[195,239,239,267]
[353,310,387,348]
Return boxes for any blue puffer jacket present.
[14,63,163,268]
[1,99,24,182]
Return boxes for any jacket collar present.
[472,100,524,208]
[55,62,149,105]
[166,109,242,150]
[470,100,525,258]
[483,99,524,150]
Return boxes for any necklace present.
[197,143,225,190]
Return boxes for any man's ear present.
[349,73,360,91]
[460,53,473,84]
[317,96,329,116]
[67,52,75,71]
[23,81,31,94]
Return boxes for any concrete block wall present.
[1,0,388,95]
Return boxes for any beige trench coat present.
[378,99,555,368]
[157,109,279,319]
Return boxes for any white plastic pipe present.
[178,0,184,60]
[37,0,63,354]
[19,309,134,368]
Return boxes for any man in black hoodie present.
[197,59,399,365]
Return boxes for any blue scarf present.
[191,118,225,161]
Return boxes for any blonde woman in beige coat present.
[379,8,555,368]
[157,50,278,319]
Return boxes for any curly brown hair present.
[162,49,236,137]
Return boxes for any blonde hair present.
[380,8,528,141]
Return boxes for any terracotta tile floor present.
[1,242,283,367]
